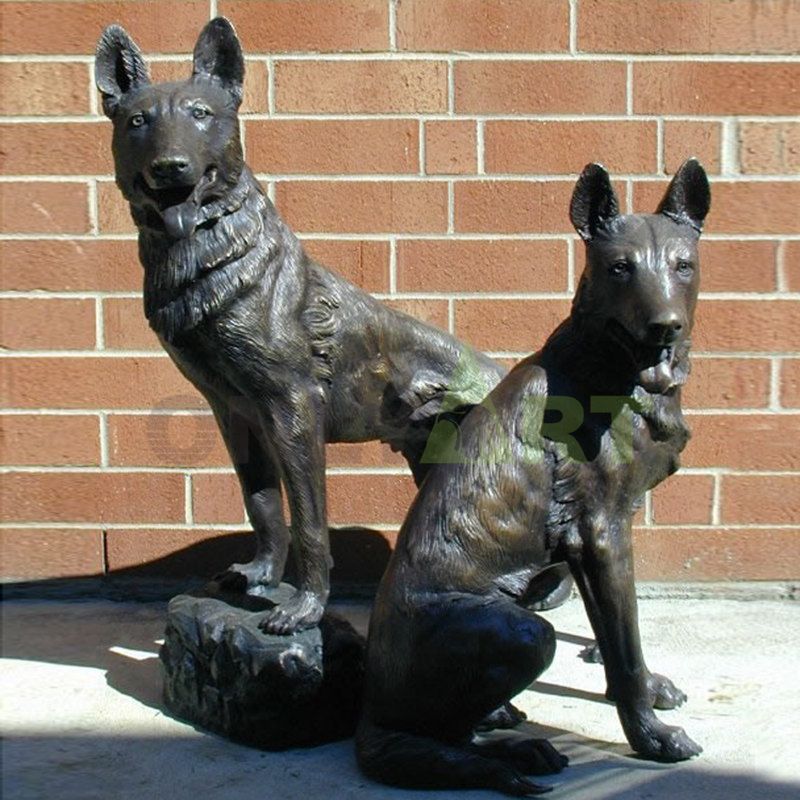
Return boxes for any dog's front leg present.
[205,395,291,592]
[567,519,701,762]
[257,384,330,635]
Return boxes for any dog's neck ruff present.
[138,168,278,343]
[543,313,691,446]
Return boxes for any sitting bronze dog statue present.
[95,18,504,634]
[357,159,710,795]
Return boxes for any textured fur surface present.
[96,18,505,634]
[358,160,711,795]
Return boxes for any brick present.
[693,300,800,353]
[275,180,448,233]
[0,62,90,116]
[396,239,568,293]
[454,299,571,352]
[104,528,252,575]
[651,474,714,525]
[97,181,135,234]
[149,59,268,113]
[0,472,185,523]
[396,0,570,52]
[0,2,209,55]
[739,122,800,175]
[780,359,800,408]
[683,358,771,410]
[219,0,389,53]
[634,180,800,235]
[326,473,417,525]
[455,180,626,234]
[102,297,159,350]
[192,473,245,524]
[425,120,477,176]
[699,241,777,294]
[683,414,800,470]
[108,413,228,468]
[634,62,800,116]
[274,60,448,113]
[455,61,627,114]
[0,182,89,234]
[579,0,800,54]
[2,357,205,410]
[245,119,419,174]
[663,121,722,175]
[327,441,406,469]
[0,298,96,350]
[0,240,141,292]
[0,414,100,466]
[721,475,800,525]
[0,528,103,579]
[633,527,800,581]
[785,242,800,293]
[303,240,390,293]
[0,122,113,176]
[484,121,657,175]
[384,299,450,331]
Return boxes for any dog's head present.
[95,18,245,239]
[570,159,710,394]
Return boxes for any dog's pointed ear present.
[95,24,150,119]
[192,17,244,105]
[657,158,711,233]
[570,163,620,241]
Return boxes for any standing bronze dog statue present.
[95,18,504,634]
[357,160,710,795]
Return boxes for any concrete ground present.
[2,595,799,800]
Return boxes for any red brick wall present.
[1,0,798,584]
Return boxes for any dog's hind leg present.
[360,594,566,793]
[206,396,291,592]
[357,718,554,797]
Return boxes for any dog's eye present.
[608,261,631,279]
[192,106,212,120]
[676,260,694,276]
[128,113,146,128]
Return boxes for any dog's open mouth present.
[606,319,677,394]
[136,167,218,239]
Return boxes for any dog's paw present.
[648,672,687,710]
[489,763,553,797]
[503,739,569,776]
[258,590,325,635]
[628,718,702,763]
[476,702,528,731]
[212,558,279,592]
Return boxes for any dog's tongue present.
[161,171,215,240]
[162,203,198,240]
[638,349,675,393]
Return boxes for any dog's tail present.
[355,716,552,796]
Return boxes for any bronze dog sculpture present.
[95,18,504,634]
[357,160,710,795]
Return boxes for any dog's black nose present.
[150,157,190,181]
[648,315,683,344]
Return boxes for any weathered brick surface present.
[396,0,570,53]
[739,122,800,175]
[246,119,420,174]
[2,1,798,584]
[484,121,657,175]
[0,298,96,350]
[579,0,800,54]
[275,60,448,113]
[219,0,389,53]
[1,414,101,466]
[456,61,627,114]
[0,62,91,116]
